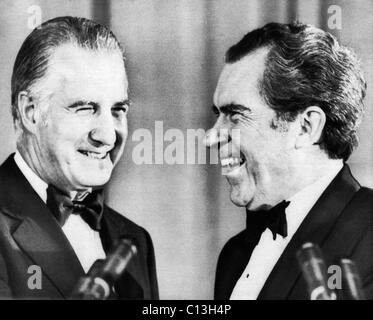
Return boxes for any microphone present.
[296,242,336,300]
[340,258,366,300]
[70,238,137,300]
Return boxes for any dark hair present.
[226,22,366,161]
[11,16,124,123]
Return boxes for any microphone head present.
[339,258,366,300]
[297,242,336,300]
[70,238,138,300]
[100,238,138,282]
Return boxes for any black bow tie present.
[246,200,290,240]
[46,185,104,231]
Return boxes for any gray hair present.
[11,16,124,124]
[226,22,367,161]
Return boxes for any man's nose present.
[89,112,116,147]
[203,125,230,148]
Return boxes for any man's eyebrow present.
[214,103,251,114]
[113,99,132,108]
[67,100,99,109]
[67,99,132,109]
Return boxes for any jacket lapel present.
[258,165,360,299]
[215,221,264,299]
[1,156,85,298]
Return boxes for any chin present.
[229,188,251,207]
[72,161,114,185]
[73,172,112,189]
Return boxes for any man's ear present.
[17,91,38,133]
[295,106,326,149]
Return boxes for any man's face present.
[205,48,298,210]
[30,43,129,192]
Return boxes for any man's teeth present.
[81,151,107,159]
[220,157,243,168]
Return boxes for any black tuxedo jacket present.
[215,165,373,299]
[0,155,159,299]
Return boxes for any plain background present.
[0,0,372,299]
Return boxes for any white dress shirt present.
[230,161,343,300]
[14,151,106,273]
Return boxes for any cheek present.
[116,121,128,145]
[44,119,84,157]
[260,143,290,181]
[244,140,284,178]
[35,122,57,154]
[120,124,128,140]
[54,114,87,137]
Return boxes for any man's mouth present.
[78,150,109,160]
[220,153,246,174]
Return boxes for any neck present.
[286,154,344,200]
[17,141,47,184]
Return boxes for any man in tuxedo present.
[0,16,158,299]
[204,22,373,299]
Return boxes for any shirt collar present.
[285,160,344,237]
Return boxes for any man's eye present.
[229,113,241,124]
[76,106,95,114]
[112,106,128,117]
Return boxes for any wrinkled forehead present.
[37,43,128,102]
[46,43,127,85]
[213,47,269,106]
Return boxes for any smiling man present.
[0,17,158,299]
[205,22,373,299]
